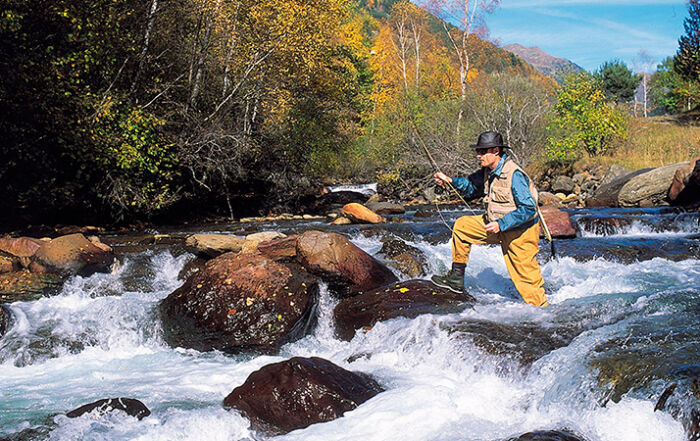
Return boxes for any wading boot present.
[430,263,465,294]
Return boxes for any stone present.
[599,164,632,187]
[669,157,700,206]
[551,175,575,194]
[296,231,398,296]
[32,234,114,277]
[223,357,383,435]
[342,203,385,224]
[507,430,587,441]
[366,202,406,215]
[572,172,591,186]
[539,206,576,238]
[160,252,318,353]
[586,168,652,207]
[257,236,298,261]
[0,256,19,274]
[331,217,352,225]
[302,191,370,215]
[334,280,475,341]
[0,305,8,337]
[242,231,286,254]
[184,234,246,258]
[537,192,563,207]
[0,270,63,303]
[379,238,428,278]
[619,162,689,207]
[66,398,150,420]
[0,237,44,258]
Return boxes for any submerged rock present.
[379,237,428,278]
[160,252,319,353]
[223,356,383,435]
[0,270,63,303]
[334,280,475,341]
[0,305,8,337]
[296,231,397,296]
[506,430,587,441]
[66,397,150,420]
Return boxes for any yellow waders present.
[452,215,548,307]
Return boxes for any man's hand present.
[484,221,500,234]
[433,172,452,187]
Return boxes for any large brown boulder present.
[539,207,576,238]
[586,168,652,207]
[669,157,700,206]
[0,237,44,258]
[184,234,246,258]
[223,357,383,434]
[31,234,114,277]
[257,235,298,261]
[619,162,688,207]
[296,231,397,295]
[159,252,319,353]
[334,280,475,341]
[342,203,385,224]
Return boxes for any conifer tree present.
[675,0,700,82]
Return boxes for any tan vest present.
[483,158,539,223]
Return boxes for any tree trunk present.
[130,0,159,98]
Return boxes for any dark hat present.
[470,131,509,149]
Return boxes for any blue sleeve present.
[497,170,538,232]
[451,169,485,200]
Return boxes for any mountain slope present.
[503,43,584,82]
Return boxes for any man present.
[431,131,548,307]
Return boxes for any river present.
[1,206,698,441]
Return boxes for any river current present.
[1,206,698,441]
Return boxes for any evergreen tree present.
[594,60,641,103]
[675,0,700,82]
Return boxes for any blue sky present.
[484,0,689,72]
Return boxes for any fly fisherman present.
[431,131,548,307]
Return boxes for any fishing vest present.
[483,158,539,223]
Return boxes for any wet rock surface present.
[378,237,428,278]
[0,305,8,337]
[334,280,475,341]
[506,430,586,441]
[160,252,319,353]
[0,270,63,303]
[257,235,299,261]
[66,397,151,420]
[32,234,114,277]
[184,233,246,258]
[342,203,386,224]
[223,356,383,434]
[539,207,576,238]
[296,231,397,296]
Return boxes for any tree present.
[594,59,641,104]
[650,57,700,112]
[420,0,500,135]
[632,50,656,117]
[546,73,628,163]
[675,0,700,83]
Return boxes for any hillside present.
[503,43,584,82]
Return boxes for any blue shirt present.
[451,155,538,232]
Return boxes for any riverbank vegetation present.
[1,0,699,229]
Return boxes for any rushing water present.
[1,207,698,441]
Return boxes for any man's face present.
[476,147,500,169]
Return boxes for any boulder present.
[539,207,576,238]
[0,270,63,303]
[302,190,370,215]
[507,430,587,441]
[223,357,383,434]
[242,231,286,254]
[342,203,385,224]
[551,175,575,194]
[257,236,298,261]
[366,202,406,215]
[31,234,114,277]
[0,237,44,258]
[0,255,19,274]
[66,398,150,420]
[413,209,435,218]
[296,231,398,295]
[599,164,632,187]
[160,252,318,353]
[334,280,475,341]
[586,168,652,207]
[184,234,246,258]
[619,162,689,207]
[537,192,563,208]
[669,157,700,206]
[378,238,428,278]
[331,217,352,225]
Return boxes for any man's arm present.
[496,170,538,232]
[436,169,484,200]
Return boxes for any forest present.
[1,0,699,229]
